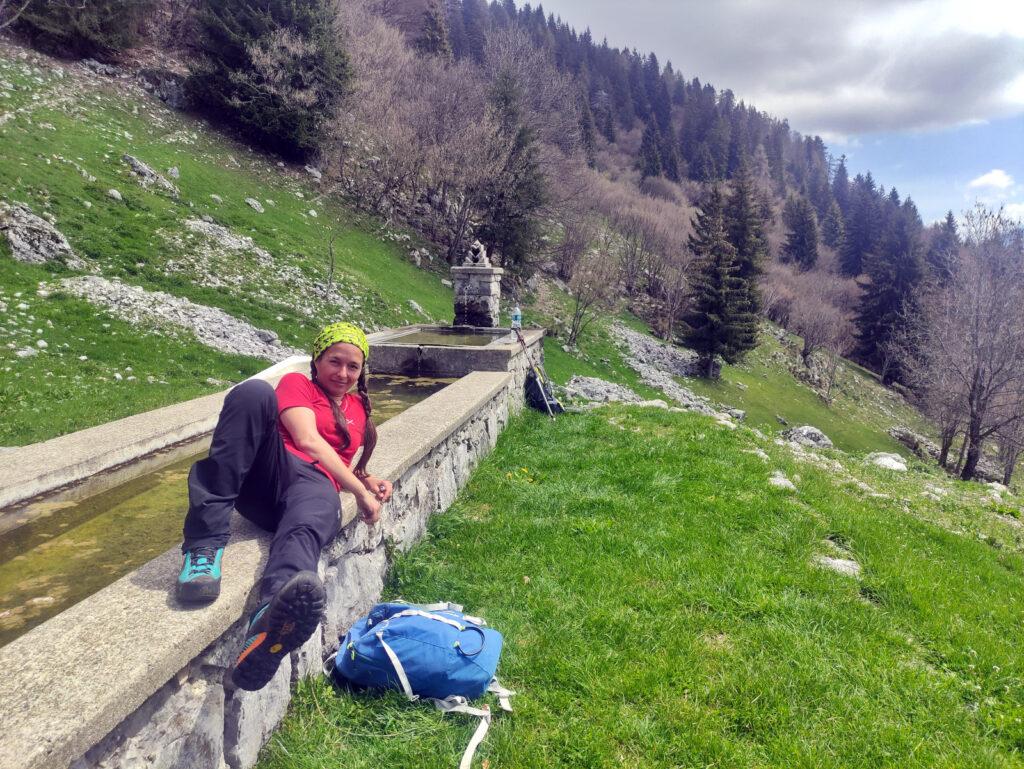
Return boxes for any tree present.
[926,210,959,283]
[831,154,850,215]
[821,200,845,250]
[782,194,819,270]
[16,0,153,58]
[839,173,878,276]
[566,245,620,347]
[910,207,1024,480]
[187,0,350,160]
[0,0,33,31]
[637,122,662,179]
[854,204,924,382]
[414,2,451,58]
[682,187,752,378]
[723,158,767,354]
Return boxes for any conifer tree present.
[415,2,452,59]
[821,200,845,249]
[460,0,487,63]
[854,206,925,382]
[17,0,153,58]
[839,173,878,276]
[683,187,753,378]
[724,159,767,350]
[782,194,819,270]
[926,210,959,282]
[832,154,850,214]
[187,0,349,160]
[638,122,662,179]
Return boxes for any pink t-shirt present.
[275,372,367,491]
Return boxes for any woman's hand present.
[362,474,394,503]
[357,489,381,525]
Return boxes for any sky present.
[535,0,1024,223]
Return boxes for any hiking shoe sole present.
[231,571,325,691]
[177,577,220,604]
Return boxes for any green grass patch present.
[262,408,1024,768]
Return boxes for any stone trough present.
[0,325,544,769]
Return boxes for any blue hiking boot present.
[177,546,223,603]
[231,570,325,691]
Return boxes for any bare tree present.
[566,238,620,347]
[0,0,33,30]
[913,207,1024,480]
[650,249,692,341]
[995,396,1024,486]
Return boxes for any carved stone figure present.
[465,240,490,267]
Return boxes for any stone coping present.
[0,356,312,512]
[374,325,543,351]
[0,370,512,769]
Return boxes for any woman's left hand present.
[362,475,393,503]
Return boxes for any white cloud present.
[540,0,1024,136]
[968,169,1015,189]
[1004,202,1024,222]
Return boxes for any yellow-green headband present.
[312,322,369,362]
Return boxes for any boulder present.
[245,198,264,213]
[815,555,861,578]
[865,452,908,472]
[122,154,179,196]
[562,375,641,404]
[0,202,85,269]
[888,426,939,460]
[769,471,797,491]
[137,68,190,110]
[782,425,833,449]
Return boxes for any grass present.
[681,330,933,455]
[0,49,452,444]
[260,407,1024,768]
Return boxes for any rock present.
[815,555,861,578]
[865,452,908,472]
[59,276,302,361]
[888,426,940,461]
[562,375,641,404]
[224,655,292,769]
[0,202,86,269]
[35,339,47,349]
[769,471,797,491]
[307,209,317,218]
[136,67,190,110]
[167,166,180,179]
[82,58,121,77]
[441,279,453,287]
[776,415,788,426]
[82,200,92,209]
[107,188,123,202]
[122,154,179,196]
[407,299,429,318]
[782,425,833,449]
[611,320,704,377]
[304,165,322,180]
[725,408,746,421]
[183,218,273,266]
[15,348,38,358]
[245,198,264,213]
[210,194,223,204]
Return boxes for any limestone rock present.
[783,425,833,449]
[122,155,179,196]
[408,299,429,318]
[0,202,85,269]
[304,165,322,180]
[107,188,123,201]
[59,276,301,361]
[562,375,641,404]
[245,198,264,213]
[224,656,291,769]
[183,218,272,266]
[769,471,796,491]
[888,426,939,461]
[137,68,190,110]
[865,452,908,472]
[815,555,861,578]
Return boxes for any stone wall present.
[66,375,513,769]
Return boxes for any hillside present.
[263,405,1024,768]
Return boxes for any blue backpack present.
[331,602,514,768]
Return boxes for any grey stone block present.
[224,656,292,769]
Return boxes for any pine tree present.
[638,122,662,179]
[821,200,845,249]
[683,187,753,378]
[724,159,767,353]
[831,154,850,214]
[17,0,154,58]
[186,0,349,160]
[926,210,959,282]
[854,206,925,382]
[475,72,547,278]
[460,0,487,63]
[839,173,878,276]
[782,194,819,270]
[415,2,452,59]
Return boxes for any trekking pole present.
[513,327,557,419]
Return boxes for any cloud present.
[969,170,1015,189]
[540,0,1024,137]
[1004,202,1024,221]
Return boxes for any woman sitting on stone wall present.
[174,322,393,691]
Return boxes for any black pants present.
[182,379,341,604]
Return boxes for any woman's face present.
[313,342,364,398]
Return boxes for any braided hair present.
[309,359,378,476]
